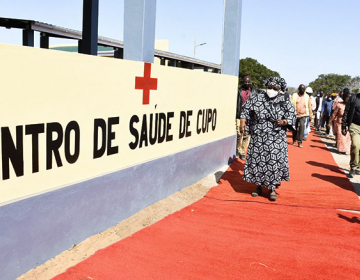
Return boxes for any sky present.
[0,0,359,87]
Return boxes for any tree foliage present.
[308,74,351,95]
[238,57,280,89]
[343,76,360,93]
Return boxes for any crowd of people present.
[236,75,358,201]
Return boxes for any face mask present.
[242,84,250,90]
[299,89,305,94]
[266,89,279,98]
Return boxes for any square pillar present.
[221,0,242,76]
[124,0,157,63]
[78,40,83,53]
[40,33,49,49]
[168,60,177,67]
[114,48,124,59]
[22,29,34,47]
[81,0,99,55]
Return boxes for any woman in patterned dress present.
[328,89,351,154]
[240,76,296,201]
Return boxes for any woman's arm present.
[328,114,335,127]
[276,119,288,126]
[240,118,247,134]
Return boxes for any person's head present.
[298,84,306,95]
[320,90,324,97]
[241,76,252,90]
[305,87,313,96]
[264,76,287,98]
[339,90,344,98]
[343,88,350,104]
[331,93,337,100]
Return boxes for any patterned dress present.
[333,101,351,153]
[240,93,296,190]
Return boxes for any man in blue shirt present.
[321,95,334,134]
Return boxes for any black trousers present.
[323,115,330,134]
[292,117,307,143]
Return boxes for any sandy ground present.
[18,166,228,280]
[18,128,360,280]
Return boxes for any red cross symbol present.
[135,62,158,105]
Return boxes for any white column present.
[221,0,242,76]
[123,0,157,63]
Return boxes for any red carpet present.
[207,131,360,211]
[54,200,360,280]
[53,130,360,279]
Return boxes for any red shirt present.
[241,88,251,105]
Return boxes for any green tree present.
[343,76,360,93]
[308,74,351,95]
[238,57,281,89]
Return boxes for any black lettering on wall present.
[179,111,186,139]
[129,115,139,150]
[158,113,166,144]
[64,121,80,164]
[46,123,63,170]
[107,117,119,156]
[212,109,217,131]
[196,109,202,134]
[207,109,212,132]
[25,124,45,173]
[139,114,148,148]
[1,126,24,180]
[93,119,107,159]
[186,110,192,137]
[149,113,158,145]
[202,109,207,133]
[166,112,174,142]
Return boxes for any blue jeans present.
[303,117,310,138]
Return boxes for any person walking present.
[332,90,343,111]
[303,87,314,141]
[314,91,324,130]
[236,76,259,160]
[328,89,351,154]
[321,95,334,134]
[240,76,296,201]
[291,84,313,147]
[331,92,342,142]
[342,89,360,178]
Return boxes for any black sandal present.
[269,190,278,201]
[251,186,262,197]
